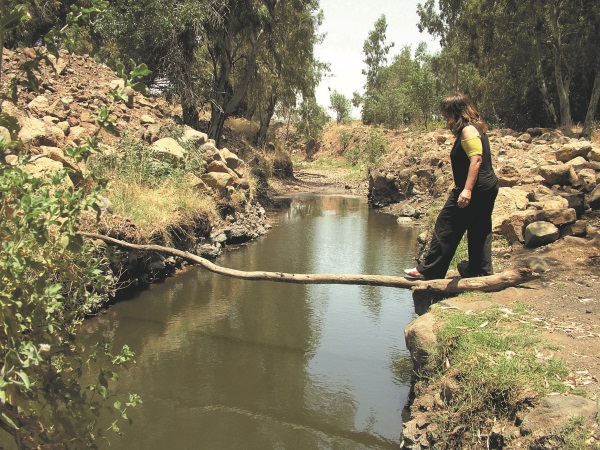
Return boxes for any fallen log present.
[79,232,538,295]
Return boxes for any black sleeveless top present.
[450,123,497,191]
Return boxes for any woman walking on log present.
[404,92,499,280]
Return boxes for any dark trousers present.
[416,183,499,280]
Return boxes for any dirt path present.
[269,168,600,400]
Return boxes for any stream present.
[80,194,421,449]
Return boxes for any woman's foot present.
[404,268,424,279]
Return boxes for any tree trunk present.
[532,35,558,126]
[582,69,600,138]
[256,93,277,145]
[208,31,265,146]
[80,232,538,296]
[550,3,573,128]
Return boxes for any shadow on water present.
[79,194,423,449]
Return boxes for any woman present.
[405,92,498,280]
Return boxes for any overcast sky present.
[314,0,441,116]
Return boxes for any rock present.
[201,143,226,165]
[109,79,125,90]
[556,191,585,217]
[181,127,208,148]
[517,132,532,143]
[223,225,257,244]
[39,146,79,172]
[530,195,569,210]
[27,96,49,116]
[500,211,537,244]
[565,156,589,171]
[588,184,600,210]
[405,313,437,371]
[524,221,560,247]
[196,244,221,259]
[5,155,18,165]
[538,164,571,185]
[201,172,233,197]
[577,168,596,192]
[151,137,186,163]
[220,148,243,171]
[206,160,238,179]
[140,114,156,124]
[493,187,530,232]
[555,141,592,162]
[0,126,11,143]
[519,395,597,438]
[560,220,587,238]
[123,86,135,108]
[397,217,413,224]
[526,208,576,227]
[18,117,65,147]
[497,165,521,187]
[588,146,600,162]
[399,204,417,217]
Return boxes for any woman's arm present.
[457,125,482,208]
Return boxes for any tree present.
[248,0,325,145]
[295,98,329,159]
[95,0,226,129]
[329,89,351,123]
[360,14,394,124]
[417,0,600,131]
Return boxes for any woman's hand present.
[458,189,472,208]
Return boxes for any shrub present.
[271,151,294,178]
[0,165,138,447]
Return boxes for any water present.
[80,194,421,449]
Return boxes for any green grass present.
[425,306,571,447]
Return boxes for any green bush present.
[0,165,138,447]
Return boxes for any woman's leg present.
[417,190,468,279]
[466,185,499,276]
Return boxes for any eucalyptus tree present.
[417,0,600,131]
[329,89,351,123]
[247,0,325,145]
[95,0,225,129]
[360,14,394,124]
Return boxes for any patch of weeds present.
[513,301,531,316]
[344,165,365,180]
[426,307,570,448]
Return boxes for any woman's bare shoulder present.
[461,124,480,140]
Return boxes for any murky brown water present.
[81,195,421,449]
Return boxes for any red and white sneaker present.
[404,268,424,279]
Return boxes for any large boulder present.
[492,187,530,232]
[555,141,592,162]
[181,127,208,148]
[201,172,233,197]
[538,164,571,185]
[405,313,437,372]
[524,221,560,247]
[588,184,600,210]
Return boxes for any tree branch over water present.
[80,232,538,295]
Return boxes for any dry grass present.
[107,177,217,244]
[225,117,259,142]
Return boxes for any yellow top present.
[461,136,483,157]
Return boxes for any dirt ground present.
[269,167,600,401]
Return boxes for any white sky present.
[314,0,441,117]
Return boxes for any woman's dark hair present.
[440,92,488,135]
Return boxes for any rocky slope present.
[1,47,270,286]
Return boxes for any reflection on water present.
[80,195,421,449]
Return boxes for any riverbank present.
[270,163,600,449]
